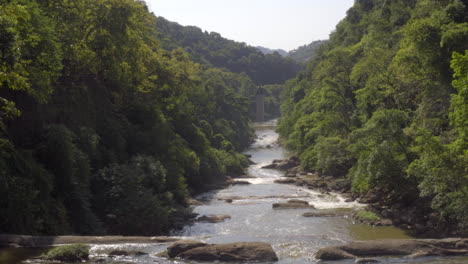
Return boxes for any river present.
[2,120,467,264]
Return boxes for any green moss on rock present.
[43,244,89,262]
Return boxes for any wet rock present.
[196,215,231,223]
[225,199,233,203]
[303,211,349,217]
[285,173,297,177]
[272,159,283,163]
[274,178,297,184]
[261,163,278,169]
[167,240,208,258]
[186,198,203,206]
[287,199,309,205]
[177,242,279,262]
[229,180,251,185]
[375,219,393,226]
[108,250,147,256]
[272,202,314,209]
[355,258,379,263]
[316,239,468,260]
[276,160,294,171]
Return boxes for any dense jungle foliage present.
[0,0,276,235]
[278,0,468,234]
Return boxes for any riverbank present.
[0,234,179,248]
[264,155,466,238]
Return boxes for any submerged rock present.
[176,242,279,262]
[316,238,468,260]
[108,249,147,256]
[272,202,314,209]
[196,215,231,223]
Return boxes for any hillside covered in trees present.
[155,17,302,85]
[279,0,468,235]
[288,40,327,63]
[0,0,259,236]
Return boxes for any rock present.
[186,198,203,206]
[108,250,147,256]
[225,199,233,203]
[230,180,251,185]
[196,215,231,223]
[177,242,278,262]
[167,240,208,258]
[303,211,349,217]
[285,173,297,177]
[244,154,252,158]
[375,219,393,226]
[276,160,293,171]
[315,239,468,260]
[261,163,278,169]
[274,178,297,184]
[42,244,90,262]
[287,199,309,205]
[355,258,379,263]
[272,202,314,209]
[272,159,283,163]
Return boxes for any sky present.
[144,0,355,51]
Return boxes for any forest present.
[278,0,468,235]
[0,0,296,236]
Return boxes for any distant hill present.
[155,17,302,85]
[256,46,288,57]
[288,40,327,63]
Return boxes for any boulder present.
[167,240,208,258]
[316,239,468,260]
[274,178,297,184]
[196,215,231,223]
[230,180,251,185]
[287,199,309,205]
[261,163,278,169]
[177,242,278,262]
[276,161,294,171]
[272,202,314,209]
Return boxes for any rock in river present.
[272,201,315,209]
[167,240,208,258]
[196,214,231,223]
[174,241,279,262]
[315,238,468,260]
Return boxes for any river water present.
[3,120,468,264]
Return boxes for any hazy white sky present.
[145,0,354,51]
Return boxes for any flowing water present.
[2,120,468,264]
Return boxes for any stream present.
[2,119,468,264]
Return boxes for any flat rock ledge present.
[315,238,468,261]
[0,234,178,248]
[167,240,279,262]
